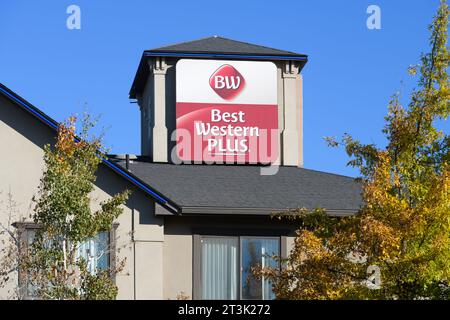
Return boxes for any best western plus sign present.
[176,59,279,164]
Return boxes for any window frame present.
[13,222,119,300]
[193,230,288,300]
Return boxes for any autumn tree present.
[22,115,130,300]
[258,1,449,300]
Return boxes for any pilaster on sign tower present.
[282,60,303,167]
[149,57,169,163]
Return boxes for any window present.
[241,237,279,300]
[15,223,116,299]
[201,237,238,299]
[77,231,110,274]
[196,235,280,300]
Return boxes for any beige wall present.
[0,94,49,299]
[163,219,193,300]
[0,95,164,300]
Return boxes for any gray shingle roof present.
[147,36,306,57]
[113,161,362,215]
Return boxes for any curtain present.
[201,237,238,299]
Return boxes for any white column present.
[150,57,168,162]
[297,74,304,167]
[282,61,302,166]
[274,65,284,166]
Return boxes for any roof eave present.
[167,206,359,216]
[145,50,308,61]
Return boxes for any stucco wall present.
[0,95,164,299]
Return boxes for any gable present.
[0,84,179,214]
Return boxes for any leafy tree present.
[258,1,449,300]
[23,115,130,300]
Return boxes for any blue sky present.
[0,0,444,176]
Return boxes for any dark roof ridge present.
[147,35,303,56]
[146,35,217,52]
[211,36,299,56]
